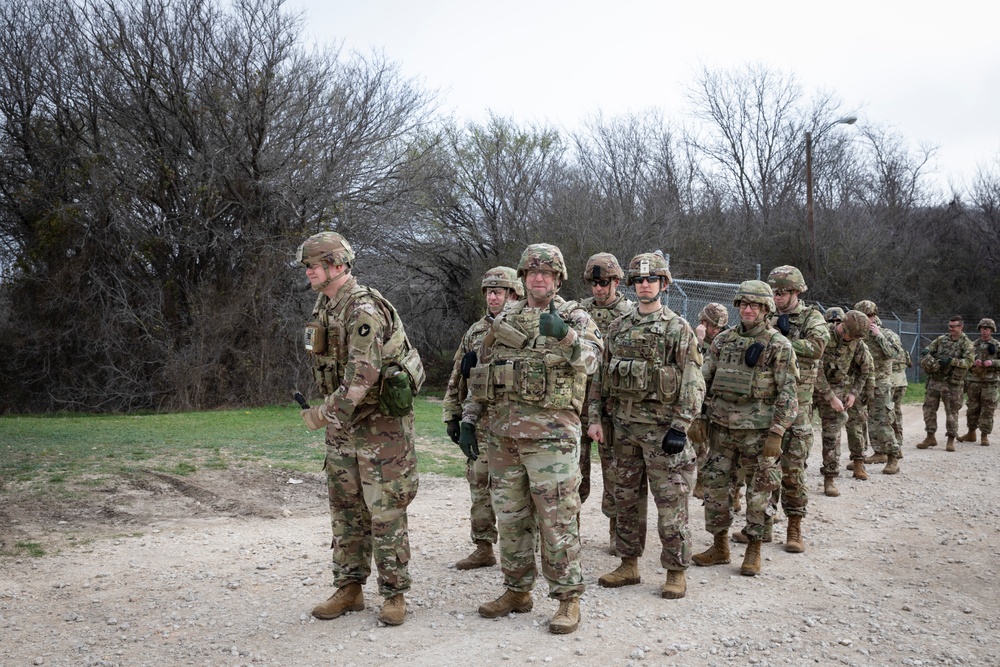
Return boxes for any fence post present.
[916,308,923,383]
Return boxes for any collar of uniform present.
[738,320,769,338]
[326,275,358,311]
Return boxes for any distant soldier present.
[815,310,873,497]
[691,303,730,501]
[579,253,641,554]
[692,280,798,577]
[888,329,912,456]
[825,307,845,325]
[298,232,425,626]
[441,267,522,571]
[588,252,705,599]
[917,316,974,452]
[852,300,904,475]
[957,318,1000,447]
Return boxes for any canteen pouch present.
[379,366,414,417]
[396,346,426,394]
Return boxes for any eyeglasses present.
[773,289,793,297]
[589,279,613,287]
[738,301,762,312]
[632,276,660,285]
[828,319,842,324]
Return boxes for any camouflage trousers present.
[487,434,584,600]
[770,401,813,518]
[581,413,622,516]
[817,398,849,478]
[965,381,999,435]
[924,378,964,437]
[611,418,694,570]
[324,411,419,598]
[701,425,780,541]
[845,402,869,459]
[465,424,498,544]
[848,387,899,457]
[891,385,906,444]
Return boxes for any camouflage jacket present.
[816,323,873,403]
[698,329,726,358]
[580,293,634,426]
[969,336,1000,383]
[442,315,492,422]
[924,333,975,385]
[886,327,910,388]
[587,305,705,431]
[702,320,799,435]
[462,295,602,441]
[863,320,904,386]
[769,302,829,403]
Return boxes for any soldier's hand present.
[762,431,783,458]
[975,359,983,367]
[775,314,791,336]
[829,396,845,412]
[661,428,687,455]
[459,422,479,461]
[588,423,604,444]
[539,302,570,340]
[938,356,952,367]
[301,406,330,431]
[446,418,461,444]
[688,418,707,444]
[695,323,707,343]
[844,394,857,409]
[460,350,478,379]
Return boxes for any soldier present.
[692,303,730,502]
[917,316,974,452]
[463,243,601,634]
[752,266,828,553]
[957,318,1000,446]
[692,280,798,577]
[815,310,873,497]
[825,307,845,325]
[853,301,904,475]
[578,253,642,555]
[587,252,705,599]
[298,232,425,626]
[889,330,912,457]
[442,267,523,571]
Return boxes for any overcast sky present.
[292,0,999,195]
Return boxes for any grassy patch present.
[13,541,45,557]
[904,382,926,404]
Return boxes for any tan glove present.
[688,418,707,445]
[301,406,330,431]
[762,431,783,458]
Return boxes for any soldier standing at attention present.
[957,318,1000,447]
[889,335,912,456]
[579,253,640,554]
[692,280,798,577]
[815,310,873,497]
[691,303,730,503]
[464,243,601,634]
[442,267,523,571]
[853,300,904,476]
[917,316,974,452]
[298,232,425,626]
[588,253,705,599]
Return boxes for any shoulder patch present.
[359,323,371,337]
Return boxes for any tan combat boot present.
[661,570,686,599]
[982,433,991,446]
[785,515,804,553]
[846,461,855,471]
[478,589,533,618]
[311,583,364,620]
[740,538,762,576]
[946,436,956,452]
[882,455,900,475]
[692,532,730,566]
[377,593,406,626]
[853,460,869,480]
[864,453,887,464]
[958,429,977,442]
[916,433,937,449]
[598,556,640,588]
[549,598,580,634]
[456,540,496,570]
[608,517,618,555]
[733,517,773,544]
[824,476,840,497]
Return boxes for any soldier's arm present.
[671,324,706,432]
[441,327,474,422]
[557,308,602,376]
[871,327,902,360]
[587,350,608,424]
[790,311,830,360]
[953,338,975,369]
[848,345,873,400]
[701,336,720,390]
[768,340,799,435]
[815,354,834,401]
[328,304,386,424]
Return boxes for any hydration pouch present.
[493,320,529,349]
[304,322,327,354]
[379,366,414,417]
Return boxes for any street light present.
[806,115,857,283]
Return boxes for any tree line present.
[1,0,998,413]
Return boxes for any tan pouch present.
[493,320,529,349]
[469,364,494,401]
[658,366,679,403]
[304,322,326,354]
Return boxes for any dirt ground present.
[2,404,999,667]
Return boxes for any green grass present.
[13,541,45,557]
[903,381,926,404]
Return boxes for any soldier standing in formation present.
[464,243,601,634]
[918,316,974,452]
[692,304,730,502]
[578,253,641,554]
[441,267,523,571]
[298,232,425,626]
[852,300,904,476]
[692,281,798,577]
[889,328,912,457]
[588,253,705,599]
[958,318,1000,447]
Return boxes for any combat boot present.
[824,476,840,497]
[982,433,991,446]
[377,593,406,626]
[846,461,854,471]
[784,515,804,553]
[732,518,773,544]
[548,598,580,634]
[598,556,640,588]
[740,539,762,576]
[455,540,496,570]
[958,429,977,442]
[946,436,956,452]
[692,532,730,566]
[916,433,937,449]
[608,517,617,555]
[864,453,887,464]
[882,455,900,475]
[479,589,533,618]
[853,460,869,480]
[661,570,686,599]
[311,583,364,620]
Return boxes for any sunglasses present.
[632,276,660,285]
[773,289,793,297]
[589,279,613,287]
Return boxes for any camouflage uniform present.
[921,331,974,438]
[964,319,1000,438]
[888,331,911,447]
[843,344,875,460]
[853,306,904,459]
[693,303,730,499]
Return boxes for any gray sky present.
[293,0,999,195]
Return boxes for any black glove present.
[460,350,478,379]
[539,302,570,339]
[446,418,461,444]
[662,427,686,455]
[459,422,479,460]
[744,342,765,367]
[775,314,790,336]
[988,343,997,355]
[938,357,952,368]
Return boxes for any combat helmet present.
[583,253,625,282]
[825,306,845,323]
[733,280,775,314]
[699,303,729,328]
[767,265,808,294]
[841,310,870,339]
[482,266,524,298]
[626,252,672,286]
[296,232,355,268]
[854,300,878,317]
[978,317,996,331]
[517,243,568,281]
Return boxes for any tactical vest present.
[770,306,821,387]
[582,295,634,336]
[604,309,682,407]
[823,337,858,388]
[970,338,1000,383]
[928,335,972,384]
[708,327,780,428]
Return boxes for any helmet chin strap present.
[312,262,336,291]
[637,294,660,304]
